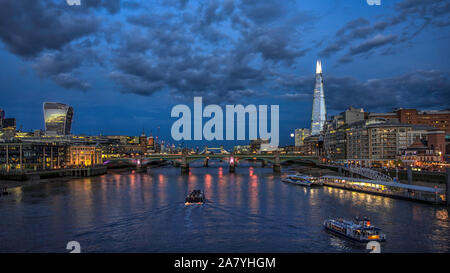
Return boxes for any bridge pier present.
[135,158,146,172]
[261,160,267,167]
[203,158,209,167]
[273,152,281,173]
[181,156,189,174]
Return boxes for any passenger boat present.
[185,189,205,205]
[307,175,324,186]
[323,217,386,243]
[281,174,313,187]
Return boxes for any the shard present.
[311,60,326,135]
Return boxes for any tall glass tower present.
[311,60,326,135]
[43,102,74,135]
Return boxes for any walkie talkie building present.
[43,102,74,135]
[311,60,326,135]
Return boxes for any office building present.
[43,102,74,135]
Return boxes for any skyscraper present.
[311,60,326,135]
[43,102,74,135]
[0,108,4,129]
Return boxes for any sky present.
[0,0,449,149]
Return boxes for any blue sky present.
[0,0,449,148]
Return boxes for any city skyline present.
[0,0,449,146]
[1,0,450,257]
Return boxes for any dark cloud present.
[109,71,165,95]
[336,18,370,36]
[320,17,376,57]
[348,34,397,56]
[0,0,99,58]
[396,0,450,17]
[122,1,142,10]
[30,41,100,90]
[320,43,342,58]
[110,0,312,101]
[32,42,99,77]
[320,0,450,60]
[53,73,91,91]
[279,70,450,111]
[239,0,287,24]
[83,0,122,14]
[0,1,104,90]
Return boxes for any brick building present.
[369,109,450,134]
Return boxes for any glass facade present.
[43,102,74,135]
[311,60,326,135]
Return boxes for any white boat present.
[282,174,313,187]
[323,217,386,243]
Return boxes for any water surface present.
[0,162,449,253]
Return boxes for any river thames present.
[0,162,449,253]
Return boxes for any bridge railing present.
[342,166,393,182]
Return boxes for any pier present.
[320,175,446,205]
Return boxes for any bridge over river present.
[104,153,320,174]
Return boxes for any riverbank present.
[287,164,447,205]
[290,164,445,189]
[0,176,73,190]
[0,166,107,190]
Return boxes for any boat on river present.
[282,173,320,187]
[323,217,386,243]
[185,189,205,205]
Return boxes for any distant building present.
[33,130,43,137]
[259,143,279,153]
[3,118,16,130]
[294,128,310,147]
[0,142,68,171]
[104,135,130,145]
[250,138,269,153]
[147,134,155,151]
[234,145,251,154]
[43,102,74,135]
[369,108,450,134]
[399,136,443,167]
[0,108,4,129]
[68,145,102,167]
[322,107,449,165]
[343,106,366,125]
[300,135,324,157]
[323,107,367,160]
[139,129,147,149]
[345,121,445,167]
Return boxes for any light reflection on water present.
[0,162,449,253]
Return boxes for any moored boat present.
[282,174,313,187]
[323,217,386,243]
